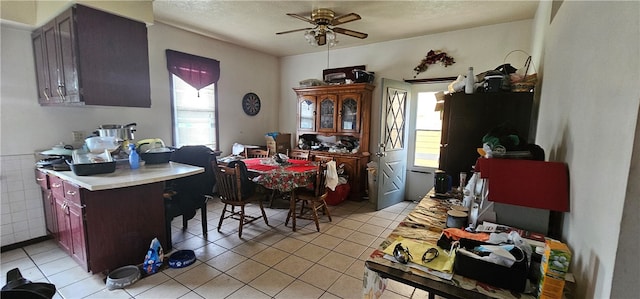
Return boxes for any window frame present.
[168,74,220,151]
[407,82,451,172]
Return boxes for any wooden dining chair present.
[244,148,270,158]
[288,149,310,160]
[212,160,269,238]
[286,161,332,232]
[313,154,334,163]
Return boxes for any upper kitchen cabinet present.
[31,4,151,107]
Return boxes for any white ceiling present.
[152,0,540,57]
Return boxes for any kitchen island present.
[37,162,203,274]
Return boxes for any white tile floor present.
[1,197,435,299]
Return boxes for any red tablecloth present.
[243,158,317,192]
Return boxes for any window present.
[413,92,443,168]
[166,50,220,150]
[171,75,217,148]
[408,82,449,169]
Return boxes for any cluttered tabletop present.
[363,189,570,299]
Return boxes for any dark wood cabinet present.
[36,170,57,236]
[49,175,88,270]
[36,170,168,274]
[31,4,150,107]
[295,84,374,200]
[439,92,533,186]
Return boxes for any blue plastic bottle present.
[129,143,140,169]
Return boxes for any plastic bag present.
[142,237,164,275]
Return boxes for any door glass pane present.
[299,99,314,130]
[385,88,406,150]
[319,98,335,130]
[341,98,357,130]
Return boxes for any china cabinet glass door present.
[298,96,316,131]
[318,95,337,132]
[339,95,361,133]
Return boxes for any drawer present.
[35,169,49,189]
[63,181,82,206]
[49,175,65,199]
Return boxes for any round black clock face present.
[242,92,261,116]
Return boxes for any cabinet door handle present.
[42,88,50,101]
[36,178,45,182]
[57,85,66,101]
[66,190,76,196]
[52,183,62,188]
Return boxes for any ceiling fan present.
[276,8,368,46]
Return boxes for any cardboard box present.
[265,133,291,154]
[541,239,571,278]
[537,273,566,299]
[537,239,572,299]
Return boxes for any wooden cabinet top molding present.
[293,83,375,95]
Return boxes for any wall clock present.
[242,92,261,116]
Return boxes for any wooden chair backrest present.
[288,149,310,160]
[313,155,334,164]
[212,162,243,204]
[312,161,329,198]
[245,148,270,158]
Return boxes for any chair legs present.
[218,201,269,238]
[296,198,332,232]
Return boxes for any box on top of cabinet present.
[265,133,291,154]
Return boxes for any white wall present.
[0,20,280,246]
[279,20,533,156]
[533,1,640,298]
[147,22,280,154]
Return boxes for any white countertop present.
[41,162,204,191]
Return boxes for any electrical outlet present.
[72,131,85,143]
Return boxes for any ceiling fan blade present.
[287,13,314,24]
[331,13,361,26]
[332,27,368,39]
[276,27,313,35]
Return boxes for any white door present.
[376,79,411,210]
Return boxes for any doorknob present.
[376,143,386,157]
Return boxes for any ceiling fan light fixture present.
[279,8,365,48]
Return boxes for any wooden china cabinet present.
[294,83,375,200]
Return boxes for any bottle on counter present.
[129,143,140,169]
[465,67,475,94]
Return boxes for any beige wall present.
[0,0,153,26]
[279,19,534,156]
[533,1,639,298]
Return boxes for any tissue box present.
[265,133,291,154]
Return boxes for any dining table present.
[241,157,318,231]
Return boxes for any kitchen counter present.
[40,162,204,191]
[37,162,205,274]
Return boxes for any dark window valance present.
[166,49,220,90]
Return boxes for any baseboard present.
[1,235,53,253]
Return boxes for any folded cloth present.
[325,161,339,191]
[442,228,490,242]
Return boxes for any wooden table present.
[363,192,536,299]
[242,158,317,231]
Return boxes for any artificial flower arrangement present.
[413,50,455,77]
